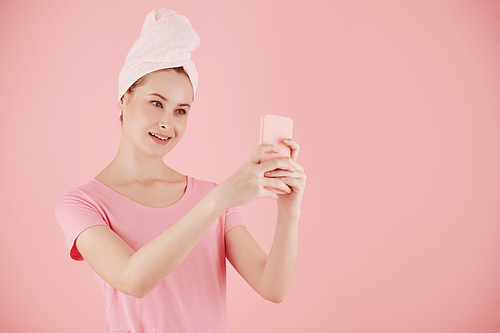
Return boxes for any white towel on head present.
[118,8,201,100]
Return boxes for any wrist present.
[206,185,231,212]
[277,205,301,220]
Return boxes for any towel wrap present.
[118,8,200,100]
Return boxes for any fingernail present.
[284,139,290,143]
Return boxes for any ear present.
[118,94,126,111]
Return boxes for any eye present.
[151,101,163,108]
[176,109,187,115]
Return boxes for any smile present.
[149,132,170,141]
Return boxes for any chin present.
[152,143,178,158]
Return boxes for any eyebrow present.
[148,93,191,107]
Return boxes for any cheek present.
[123,111,151,135]
[174,118,188,134]
[131,109,156,127]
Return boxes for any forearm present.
[123,190,226,297]
[259,207,300,303]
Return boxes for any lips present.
[149,132,172,145]
[149,132,170,140]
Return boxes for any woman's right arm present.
[76,144,295,298]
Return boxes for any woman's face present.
[119,70,194,158]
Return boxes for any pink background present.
[1,0,499,332]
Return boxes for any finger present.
[270,157,304,173]
[284,139,300,161]
[266,173,306,189]
[260,188,279,200]
[275,176,305,188]
[263,178,292,194]
[273,178,305,195]
[260,157,297,174]
[265,169,302,178]
[249,144,280,164]
[284,158,304,172]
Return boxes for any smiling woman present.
[54,8,305,332]
[116,69,193,159]
[119,67,191,123]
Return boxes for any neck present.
[103,137,176,185]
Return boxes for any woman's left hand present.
[264,139,306,213]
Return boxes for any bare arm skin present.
[76,144,301,298]
[225,139,305,303]
[225,211,299,303]
[77,193,226,298]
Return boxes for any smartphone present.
[259,114,293,195]
[259,114,293,163]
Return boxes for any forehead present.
[140,70,194,101]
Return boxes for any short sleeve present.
[223,207,245,235]
[55,189,108,261]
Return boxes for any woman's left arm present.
[225,140,306,303]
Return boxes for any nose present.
[158,112,174,130]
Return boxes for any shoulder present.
[187,176,218,194]
[55,180,110,214]
[55,181,111,261]
[56,181,93,204]
[181,176,220,205]
[55,180,112,231]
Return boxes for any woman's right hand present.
[212,144,297,210]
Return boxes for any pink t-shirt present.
[55,176,244,333]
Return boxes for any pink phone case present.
[259,114,293,163]
[259,114,293,195]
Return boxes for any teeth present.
[150,132,169,140]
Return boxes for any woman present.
[56,8,305,332]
